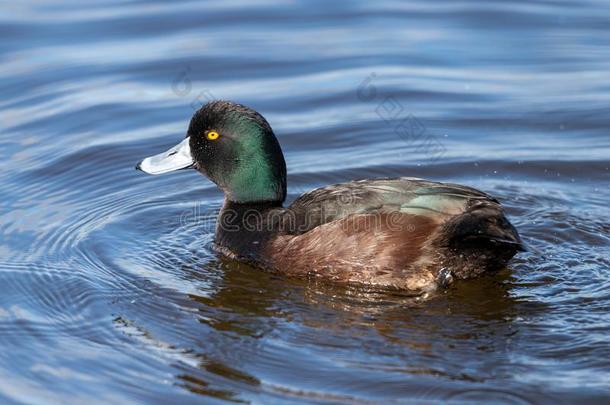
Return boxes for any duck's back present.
[263,177,523,291]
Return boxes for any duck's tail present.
[438,202,524,278]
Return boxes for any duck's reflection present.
[177,260,541,401]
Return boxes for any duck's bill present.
[136,137,195,175]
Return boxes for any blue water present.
[1,0,609,403]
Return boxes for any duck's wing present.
[284,177,498,234]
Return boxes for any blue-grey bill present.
[136,137,194,175]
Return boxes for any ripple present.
[1,0,610,402]
[446,389,535,405]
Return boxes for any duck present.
[136,100,524,292]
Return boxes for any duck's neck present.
[215,198,284,257]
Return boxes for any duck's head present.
[137,100,286,204]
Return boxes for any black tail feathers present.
[443,203,525,253]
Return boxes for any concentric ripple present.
[1,0,609,403]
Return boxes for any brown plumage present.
[212,177,524,292]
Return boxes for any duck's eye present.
[206,130,220,140]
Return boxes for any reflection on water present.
[1,0,610,403]
[169,262,545,402]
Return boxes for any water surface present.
[1,0,609,403]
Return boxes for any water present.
[1,0,609,403]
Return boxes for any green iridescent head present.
[187,100,286,203]
[137,101,286,204]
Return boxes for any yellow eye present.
[206,130,220,140]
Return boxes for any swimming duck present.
[137,101,523,292]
